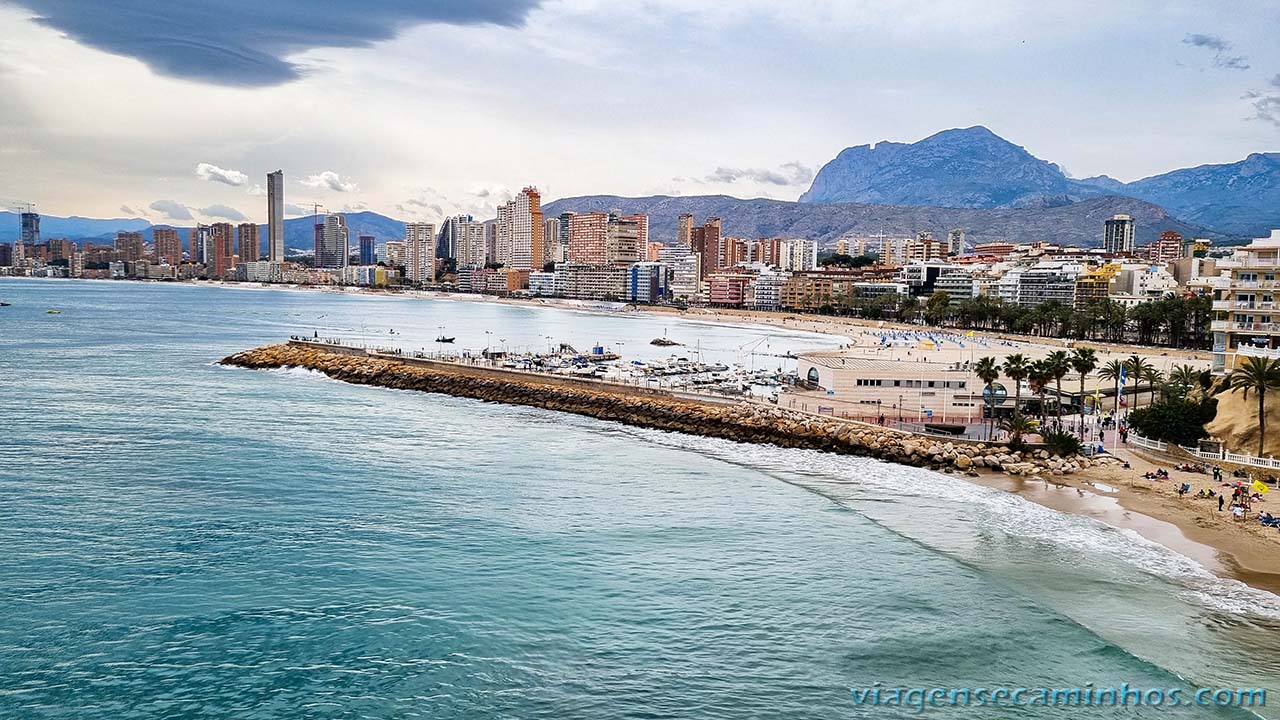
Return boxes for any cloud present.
[148,199,192,221]
[284,203,312,216]
[246,183,266,196]
[300,170,358,192]
[1247,92,1280,127]
[199,204,247,221]
[119,204,144,216]
[195,162,247,186]
[16,0,543,87]
[703,161,815,186]
[1182,33,1250,70]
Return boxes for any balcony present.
[1233,280,1280,289]
[1220,300,1278,310]
[1220,321,1280,333]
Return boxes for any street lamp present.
[898,394,903,423]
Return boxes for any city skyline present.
[2,2,1280,226]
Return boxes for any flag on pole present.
[1119,366,1128,386]
[1252,480,1270,495]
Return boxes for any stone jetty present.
[221,342,1113,478]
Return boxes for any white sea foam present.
[620,424,1280,620]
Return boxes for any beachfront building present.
[796,353,985,423]
[933,270,977,303]
[555,263,629,300]
[528,270,557,296]
[1211,229,1280,371]
[898,261,960,296]
[779,239,819,271]
[749,270,787,310]
[405,222,436,285]
[707,273,753,307]
[626,262,668,304]
[659,245,701,301]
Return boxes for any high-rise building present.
[690,217,722,278]
[314,214,348,268]
[47,238,75,262]
[153,228,182,264]
[606,213,643,265]
[1146,231,1184,264]
[14,209,38,265]
[358,235,376,265]
[237,223,260,263]
[267,170,285,262]
[499,186,543,270]
[114,231,145,262]
[189,224,214,265]
[405,222,437,284]
[383,241,406,268]
[1103,214,1135,254]
[457,220,487,268]
[568,212,609,264]
[780,239,819,271]
[947,228,966,256]
[210,222,236,278]
[677,213,694,248]
[437,215,472,261]
[543,216,562,264]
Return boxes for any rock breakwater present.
[221,342,1114,478]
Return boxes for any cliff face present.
[221,342,1110,477]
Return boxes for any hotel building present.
[1212,230,1280,371]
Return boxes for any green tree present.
[974,356,1001,441]
[1226,356,1280,457]
[1167,364,1200,399]
[1028,359,1054,422]
[1070,347,1099,413]
[1127,397,1215,447]
[1001,414,1037,448]
[1098,358,1126,414]
[1124,354,1154,410]
[1141,366,1164,406]
[1001,354,1030,420]
[1045,350,1071,422]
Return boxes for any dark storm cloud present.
[15,0,543,87]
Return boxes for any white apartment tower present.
[405,222,437,285]
[267,170,285,262]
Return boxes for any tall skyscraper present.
[153,228,182,264]
[606,213,642,265]
[1103,214,1135,254]
[456,220,487,268]
[499,186,543,270]
[690,217,722,277]
[267,170,285,262]
[14,209,38,265]
[314,213,349,269]
[210,222,235,278]
[567,212,609,264]
[405,222,437,284]
[677,213,694,248]
[114,231,145,262]
[237,223,260,263]
[189,224,214,264]
[543,216,562,264]
[437,215,471,261]
[358,235,376,265]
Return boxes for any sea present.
[2,277,1279,719]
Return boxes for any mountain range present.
[541,194,1215,247]
[800,126,1280,237]
[4,126,1276,250]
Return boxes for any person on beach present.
[1219,495,1225,512]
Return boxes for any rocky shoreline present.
[221,342,1116,478]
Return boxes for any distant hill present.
[543,194,1227,247]
[0,210,407,255]
[799,126,1280,237]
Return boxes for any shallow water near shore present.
[2,277,1279,719]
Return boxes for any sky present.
[1,0,1279,226]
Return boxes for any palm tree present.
[1028,359,1054,423]
[1098,359,1126,415]
[1124,354,1154,410]
[1001,354,1030,419]
[974,356,1001,441]
[1226,356,1280,457]
[1001,414,1036,447]
[1045,350,1071,422]
[1071,347,1099,415]
[1141,366,1165,406]
[1167,363,1199,399]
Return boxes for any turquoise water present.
[2,278,1279,719]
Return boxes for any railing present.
[1238,345,1280,359]
[1127,434,1168,452]
[1215,300,1279,311]
[1211,321,1280,333]
[1171,443,1280,471]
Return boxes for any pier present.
[221,340,1114,478]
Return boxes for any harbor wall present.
[220,342,1112,478]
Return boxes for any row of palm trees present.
[971,348,1280,457]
